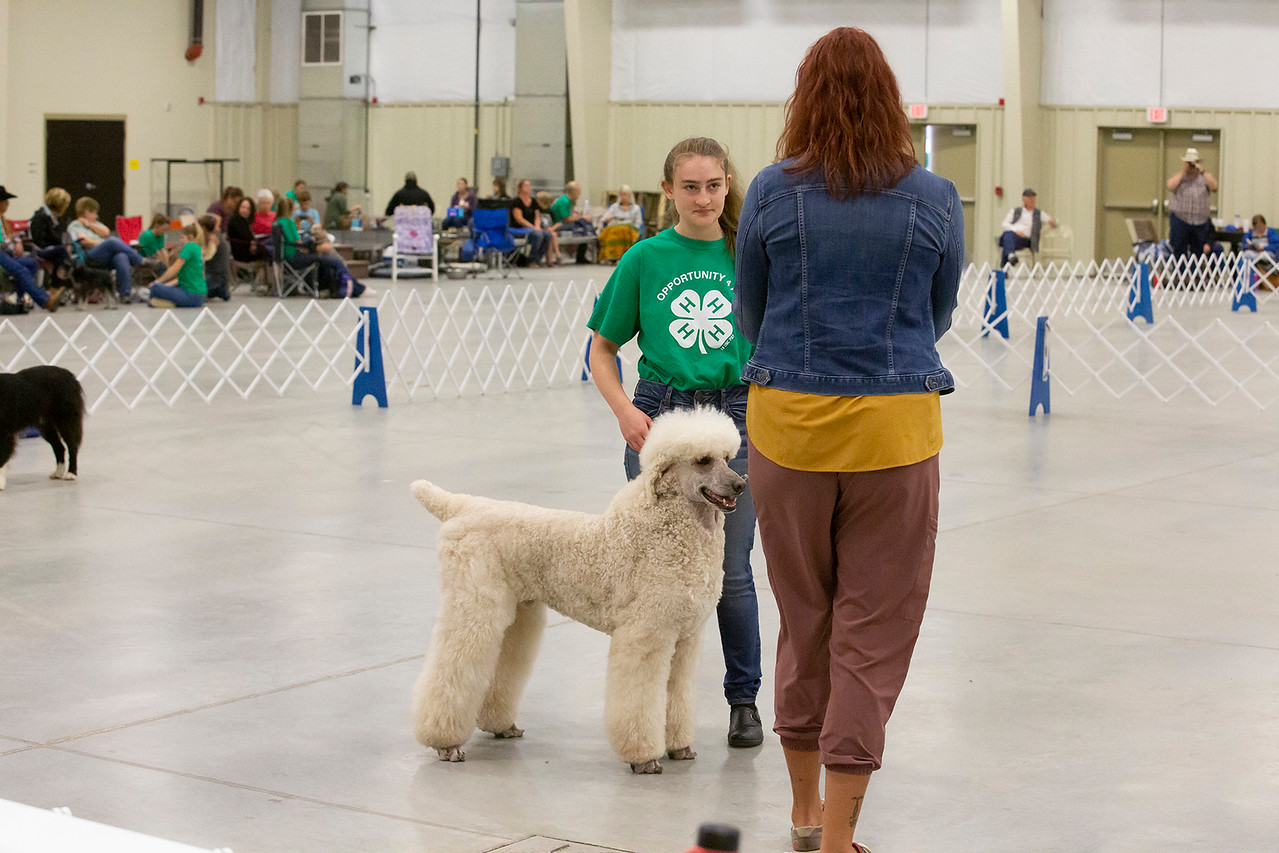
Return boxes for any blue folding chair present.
[471,206,523,278]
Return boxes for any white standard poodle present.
[410,407,744,774]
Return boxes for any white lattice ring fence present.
[6,258,1279,413]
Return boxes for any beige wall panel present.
[1042,107,1279,261]
[2,0,217,217]
[366,103,513,216]
[211,104,300,199]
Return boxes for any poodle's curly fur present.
[410,408,744,773]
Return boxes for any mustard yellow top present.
[747,385,942,472]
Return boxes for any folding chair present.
[269,220,319,297]
[387,205,439,282]
[471,206,523,278]
[115,215,143,246]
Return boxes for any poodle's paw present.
[666,746,696,761]
[436,746,466,762]
[491,725,524,739]
[629,759,663,774]
[50,464,66,480]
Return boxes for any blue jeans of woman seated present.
[510,228,550,264]
[149,282,205,307]
[86,237,143,298]
[1,252,53,308]
[291,252,363,298]
[622,378,763,707]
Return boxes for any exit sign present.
[908,103,928,120]
[1147,106,1168,123]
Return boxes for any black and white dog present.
[0,366,85,490]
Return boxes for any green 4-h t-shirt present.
[550,193,573,223]
[175,240,207,295]
[588,227,751,389]
[137,228,166,257]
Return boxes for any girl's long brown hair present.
[662,137,743,256]
[777,27,916,199]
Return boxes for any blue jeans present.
[510,228,550,264]
[1,252,52,308]
[87,237,143,297]
[1169,213,1211,257]
[999,230,1031,266]
[149,283,205,307]
[622,378,762,706]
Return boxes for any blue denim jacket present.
[733,161,963,396]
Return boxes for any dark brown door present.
[45,118,126,224]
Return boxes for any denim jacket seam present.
[797,191,810,373]
[886,201,917,373]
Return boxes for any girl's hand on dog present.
[618,405,652,452]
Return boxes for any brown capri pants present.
[748,439,939,775]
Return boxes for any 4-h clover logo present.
[668,289,733,354]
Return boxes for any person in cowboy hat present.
[1167,147,1218,257]
[0,185,64,312]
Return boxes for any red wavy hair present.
[777,27,916,199]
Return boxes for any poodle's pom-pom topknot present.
[638,407,740,473]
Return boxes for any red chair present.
[5,218,31,237]
[115,215,143,245]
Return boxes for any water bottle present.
[351,214,363,231]
[683,823,739,853]
[1234,214,1243,230]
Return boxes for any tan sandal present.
[790,825,821,851]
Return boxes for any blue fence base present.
[353,305,389,408]
[1232,259,1258,313]
[983,270,1010,339]
[1029,315,1051,416]
[1127,263,1154,324]
[581,333,622,383]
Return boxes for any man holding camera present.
[1167,147,1218,257]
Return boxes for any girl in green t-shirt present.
[149,222,207,308]
[586,137,764,751]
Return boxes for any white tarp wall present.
[368,0,517,102]
[271,0,302,103]
[610,0,1003,103]
[215,0,256,102]
[1043,0,1279,108]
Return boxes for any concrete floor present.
[3,275,1279,851]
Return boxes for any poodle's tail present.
[411,479,469,521]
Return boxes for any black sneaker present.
[727,703,764,748]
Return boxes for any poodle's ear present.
[644,463,673,502]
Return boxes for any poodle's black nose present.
[731,477,745,495]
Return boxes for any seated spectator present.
[442,177,477,230]
[597,185,643,262]
[251,189,277,235]
[509,179,550,267]
[197,214,231,301]
[489,178,508,200]
[137,213,172,267]
[67,196,145,301]
[277,196,364,298]
[324,181,361,230]
[536,190,563,266]
[1,185,63,312]
[550,181,594,264]
[206,186,242,233]
[228,197,263,262]
[600,185,645,231]
[998,189,1058,267]
[384,171,435,217]
[1242,215,1278,257]
[28,187,73,273]
[284,179,307,205]
[149,222,207,309]
[294,189,322,235]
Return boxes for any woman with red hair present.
[734,27,963,853]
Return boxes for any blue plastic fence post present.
[983,269,1010,339]
[352,305,388,408]
[1232,255,1258,313]
[1029,315,1051,416]
[1127,262,1154,323]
